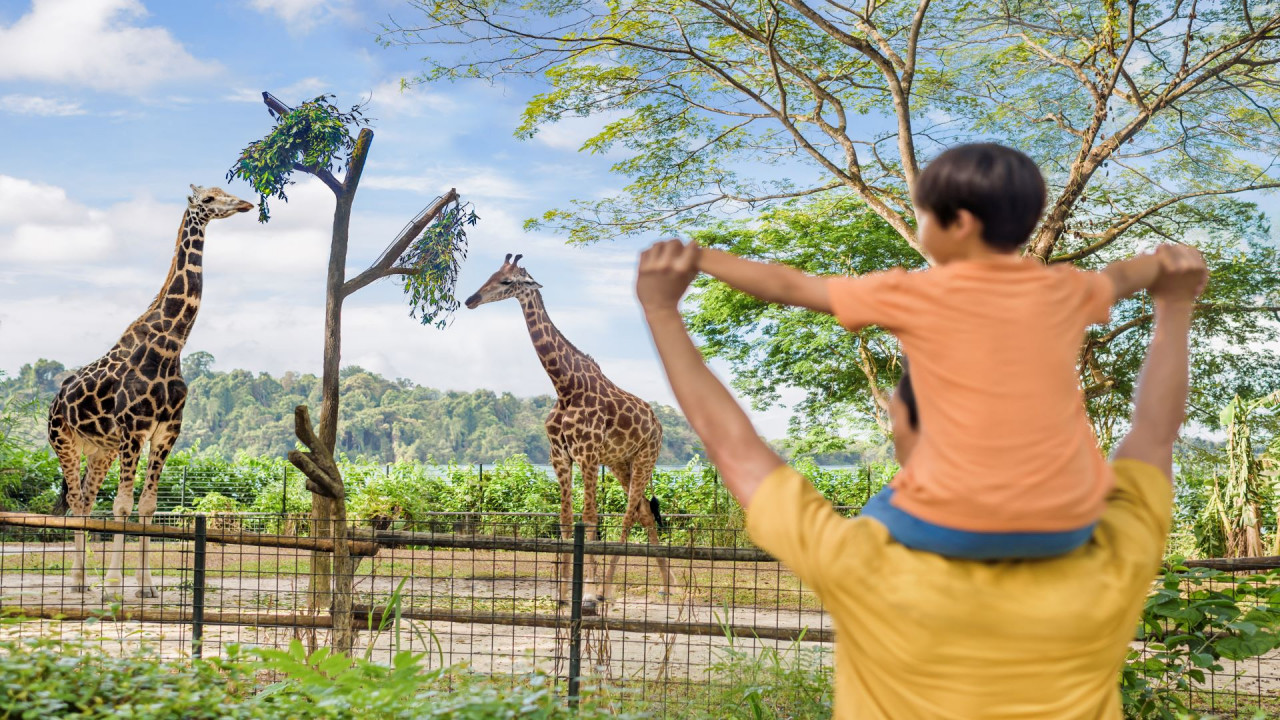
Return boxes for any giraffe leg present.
[71,451,114,593]
[605,460,671,601]
[50,429,88,592]
[632,461,673,598]
[105,436,144,598]
[549,442,575,607]
[577,454,603,608]
[600,463,633,604]
[135,423,179,599]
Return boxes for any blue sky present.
[0,0,801,437]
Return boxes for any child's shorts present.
[860,487,1096,560]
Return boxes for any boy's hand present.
[637,239,700,314]
[1149,245,1208,305]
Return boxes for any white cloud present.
[533,109,631,152]
[0,174,799,439]
[365,77,457,117]
[0,94,85,117]
[0,0,220,95]
[224,76,328,104]
[247,0,353,31]
[365,168,535,202]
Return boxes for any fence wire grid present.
[0,511,1275,718]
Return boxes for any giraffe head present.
[464,253,543,309]
[186,185,254,221]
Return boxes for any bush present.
[1122,563,1280,719]
[704,634,833,719]
[0,634,654,720]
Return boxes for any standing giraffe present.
[48,185,253,598]
[465,254,673,610]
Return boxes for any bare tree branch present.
[342,189,460,298]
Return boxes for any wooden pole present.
[4,604,835,644]
[356,527,773,562]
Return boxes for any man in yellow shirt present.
[635,238,1207,719]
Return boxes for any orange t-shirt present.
[829,256,1117,533]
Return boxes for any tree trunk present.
[305,129,373,653]
[307,186,352,614]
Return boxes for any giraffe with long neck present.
[48,185,253,598]
[466,254,673,611]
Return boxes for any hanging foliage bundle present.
[227,94,370,222]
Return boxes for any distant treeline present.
[1,355,865,466]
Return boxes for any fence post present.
[280,467,288,520]
[180,468,188,509]
[192,514,207,658]
[568,522,585,710]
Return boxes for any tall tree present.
[382,0,1280,434]
[686,196,1280,441]
[228,92,476,654]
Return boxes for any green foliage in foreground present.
[0,635,651,720]
[1123,564,1280,720]
[4,562,1280,720]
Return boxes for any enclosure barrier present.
[0,509,833,716]
[0,511,1275,717]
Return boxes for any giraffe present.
[465,254,673,611]
[48,185,253,598]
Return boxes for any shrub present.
[0,633,654,719]
[1122,562,1280,719]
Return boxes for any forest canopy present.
[0,356,719,466]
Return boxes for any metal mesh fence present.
[0,512,1275,717]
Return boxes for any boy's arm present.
[1112,245,1207,480]
[637,240,786,507]
[1101,246,1182,302]
[698,247,833,314]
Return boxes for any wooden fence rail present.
[0,512,380,556]
[0,604,832,645]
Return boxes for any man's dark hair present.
[897,359,919,430]
[914,143,1046,251]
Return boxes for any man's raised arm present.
[636,240,784,507]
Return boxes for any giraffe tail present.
[50,478,70,516]
[649,496,667,533]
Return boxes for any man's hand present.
[637,239,700,314]
[1149,245,1208,306]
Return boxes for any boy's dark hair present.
[914,143,1046,251]
[897,358,919,430]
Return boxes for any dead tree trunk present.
[288,405,360,656]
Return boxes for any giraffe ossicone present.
[466,253,675,612]
[48,185,253,599]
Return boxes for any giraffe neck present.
[119,208,209,351]
[517,290,597,399]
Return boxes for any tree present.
[182,351,216,381]
[383,0,1280,437]
[686,196,1280,440]
[1195,392,1280,557]
[686,197,923,440]
[228,92,476,654]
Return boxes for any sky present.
[0,0,803,437]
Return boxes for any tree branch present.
[1050,181,1280,263]
[288,405,344,500]
[341,189,460,298]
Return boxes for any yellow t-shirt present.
[746,459,1171,719]
[828,258,1117,532]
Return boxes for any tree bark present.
[289,405,359,656]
